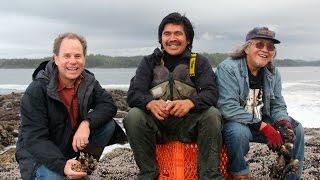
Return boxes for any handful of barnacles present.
[270,126,299,179]
[71,152,98,175]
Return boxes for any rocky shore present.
[0,91,319,179]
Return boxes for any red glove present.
[275,119,293,130]
[260,124,283,150]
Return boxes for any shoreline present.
[0,91,319,179]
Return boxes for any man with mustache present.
[124,12,223,179]
[215,27,304,179]
[15,32,126,180]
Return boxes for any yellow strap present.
[160,58,164,66]
[189,53,196,76]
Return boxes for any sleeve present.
[127,56,155,111]
[270,68,289,121]
[20,81,66,175]
[188,56,219,111]
[216,63,260,124]
[86,81,118,129]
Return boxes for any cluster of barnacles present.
[270,127,299,180]
[71,152,98,175]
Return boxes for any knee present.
[200,107,223,130]
[223,122,250,145]
[123,107,147,131]
[294,123,304,140]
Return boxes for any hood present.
[32,60,56,81]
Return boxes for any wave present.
[1,83,319,127]
[0,84,130,95]
[282,81,320,89]
[102,84,129,90]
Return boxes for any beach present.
[0,90,319,179]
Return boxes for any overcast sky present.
[0,0,319,60]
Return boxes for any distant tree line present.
[0,53,319,68]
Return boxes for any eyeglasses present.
[252,41,276,51]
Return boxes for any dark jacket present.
[16,60,125,179]
[127,48,218,112]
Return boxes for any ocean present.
[0,67,319,128]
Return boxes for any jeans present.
[35,165,65,180]
[223,119,304,180]
[124,107,224,180]
[35,120,116,179]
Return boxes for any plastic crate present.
[156,141,231,180]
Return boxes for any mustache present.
[165,40,181,46]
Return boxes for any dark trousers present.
[123,107,224,180]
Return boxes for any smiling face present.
[54,38,85,87]
[245,38,276,74]
[161,23,189,56]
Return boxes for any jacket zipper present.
[169,72,173,100]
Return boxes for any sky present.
[0,0,319,60]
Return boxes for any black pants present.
[123,107,224,180]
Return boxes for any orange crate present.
[156,141,231,180]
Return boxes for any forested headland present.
[0,53,319,68]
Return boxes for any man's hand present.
[260,123,283,150]
[64,159,87,179]
[72,120,90,152]
[146,99,169,120]
[275,119,293,130]
[166,99,194,118]
[275,119,295,143]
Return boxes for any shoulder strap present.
[189,53,197,76]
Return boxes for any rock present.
[2,102,13,110]
[107,89,130,112]
[0,91,319,179]
[0,124,16,150]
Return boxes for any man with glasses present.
[215,27,304,179]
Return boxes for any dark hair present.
[53,32,87,56]
[158,12,194,50]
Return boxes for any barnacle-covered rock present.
[269,127,299,179]
[71,152,98,175]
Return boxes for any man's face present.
[161,23,188,56]
[245,38,276,71]
[54,38,85,86]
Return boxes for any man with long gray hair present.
[215,27,304,179]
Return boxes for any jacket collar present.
[34,60,95,101]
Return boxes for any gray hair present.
[229,40,252,59]
[53,32,87,56]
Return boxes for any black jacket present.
[127,48,218,112]
[16,60,124,179]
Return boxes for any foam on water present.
[0,84,130,94]
[283,81,320,128]
[0,84,28,94]
[102,84,129,90]
[0,81,319,127]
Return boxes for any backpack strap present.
[189,53,197,77]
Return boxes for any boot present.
[232,174,250,180]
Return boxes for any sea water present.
[0,67,319,127]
